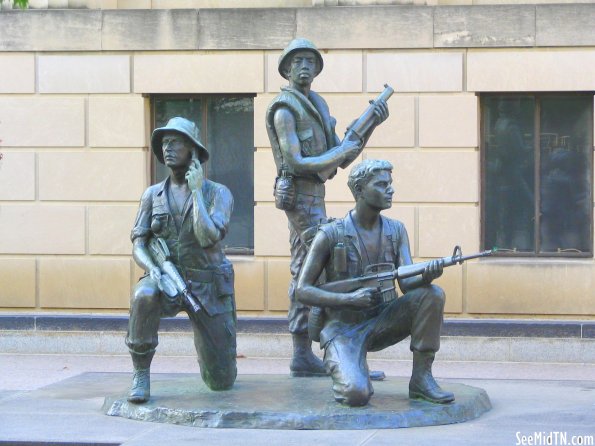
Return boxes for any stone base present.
[103,374,491,430]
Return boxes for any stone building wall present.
[0,5,594,319]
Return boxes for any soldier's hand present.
[149,266,162,283]
[340,138,362,162]
[346,287,377,308]
[422,259,443,284]
[373,99,389,125]
[185,159,204,192]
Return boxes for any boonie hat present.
[151,117,209,164]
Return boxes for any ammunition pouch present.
[273,172,296,211]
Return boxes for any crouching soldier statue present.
[296,159,454,407]
[126,117,237,404]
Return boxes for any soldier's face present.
[162,132,192,168]
[287,50,317,86]
[359,170,394,210]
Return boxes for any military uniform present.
[126,176,237,391]
[315,213,445,406]
[266,86,339,335]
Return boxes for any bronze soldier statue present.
[296,159,454,406]
[126,117,236,403]
[266,38,389,376]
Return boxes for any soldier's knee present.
[131,285,159,310]
[339,382,371,407]
[426,284,445,306]
[203,365,237,391]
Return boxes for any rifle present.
[321,246,494,295]
[307,246,494,342]
[147,237,202,313]
[340,84,394,168]
[316,84,394,182]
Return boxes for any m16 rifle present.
[147,237,202,313]
[308,246,494,342]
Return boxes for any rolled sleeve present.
[130,188,153,242]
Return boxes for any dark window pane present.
[207,97,254,250]
[484,96,536,253]
[539,97,592,253]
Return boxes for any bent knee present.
[132,284,160,308]
[425,284,445,304]
[337,383,371,407]
[203,366,237,391]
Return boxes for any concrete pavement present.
[0,354,594,445]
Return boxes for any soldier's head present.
[348,159,394,209]
[278,38,323,87]
[151,117,209,168]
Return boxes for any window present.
[152,95,255,253]
[482,94,593,257]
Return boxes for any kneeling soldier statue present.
[126,117,236,404]
[296,159,455,407]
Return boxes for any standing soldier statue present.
[266,38,390,376]
[126,117,237,403]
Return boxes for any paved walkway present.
[1,354,594,445]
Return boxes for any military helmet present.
[151,117,209,164]
[278,38,324,80]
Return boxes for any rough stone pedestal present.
[103,374,491,430]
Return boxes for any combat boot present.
[289,333,327,377]
[128,368,150,404]
[409,351,454,404]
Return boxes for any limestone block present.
[324,94,416,148]
[39,258,131,309]
[367,52,463,93]
[88,205,138,255]
[0,152,35,200]
[88,96,147,147]
[254,205,289,257]
[0,259,36,308]
[0,98,85,147]
[324,154,362,202]
[134,52,264,94]
[0,54,35,93]
[432,263,462,314]
[116,0,151,9]
[231,257,265,311]
[434,5,535,48]
[253,93,275,148]
[0,10,102,51]
[536,4,595,47]
[0,205,85,254]
[38,55,130,93]
[254,150,276,203]
[365,150,479,203]
[419,95,478,148]
[418,206,479,258]
[466,261,595,315]
[102,9,199,50]
[38,152,146,201]
[266,258,291,311]
[467,49,595,92]
[266,51,363,93]
[296,6,433,49]
[199,9,295,50]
